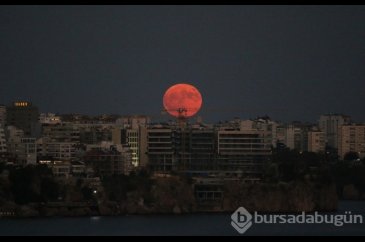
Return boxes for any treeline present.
[264,148,365,199]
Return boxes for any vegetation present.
[7,165,59,205]
[332,160,365,198]
[264,148,365,199]
[101,169,153,202]
[264,148,333,184]
[344,151,360,161]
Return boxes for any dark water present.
[0,201,364,236]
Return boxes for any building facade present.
[307,130,325,153]
[0,124,7,154]
[6,101,40,137]
[338,124,365,160]
[0,105,6,128]
[216,129,271,179]
[146,126,174,172]
[319,114,351,149]
[84,147,133,177]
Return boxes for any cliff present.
[0,178,339,217]
[222,181,338,213]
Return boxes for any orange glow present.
[163,83,202,118]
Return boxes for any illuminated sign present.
[14,102,30,107]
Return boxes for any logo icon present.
[231,207,253,234]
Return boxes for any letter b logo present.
[231,207,253,234]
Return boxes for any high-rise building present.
[77,123,113,145]
[42,123,80,142]
[319,114,351,149]
[112,116,149,168]
[0,105,6,128]
[6,101,40,137]
[174,127,216,171]
[84,147,133,177]
[308,130,325,153]
[284,124,303,150]
[115,115,150,129]
[0,124,7,154]
[146,126,174,172]
[338,124,365,160]
[5,126,24,157]
[216,129,271,179]
[112,115,150,167]
[37,137,77,161]
[19,137,37,165]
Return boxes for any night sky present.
[1,5,364,123]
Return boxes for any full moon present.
[163,83,203,118]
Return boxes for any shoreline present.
[2,200,364,219]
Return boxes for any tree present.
[8,165,59,204]
[344,152,359,161]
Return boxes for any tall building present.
[0,124,7,154]
[115,115,150,129]
[174,127,216,171]
[216,129,271,179]
[146,126,174,172]
[5,126,24,159]
[112,116,149,168]
[308,130,325,153]
[112,128,140,167]
[319,114,351,149]
[0,105,6,128]
[6,101,40,137]
[79,125,112,145]
[19,138,37,165]
[84,147,133,177]
[338,124,365,160]
[42,123,80,142]
[284,124,303,150]
[37,138,77,161]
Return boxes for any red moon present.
[163,83,202,118]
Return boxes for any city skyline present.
[1,5,365,236]
[1,6,365,123]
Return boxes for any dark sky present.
[1,5,364,123]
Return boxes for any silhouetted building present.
[6,101,40,137]
[37,137,77,161]
[0,124,6,154]
[115,115,150,129]
[173,127,216,171]
[42,123,80,142]
[216,129,271,179]
[0,105,6,128]
[79,125,112,144]
[319,114,351,149]
[147,126,174,172]
[84,148,133,177]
